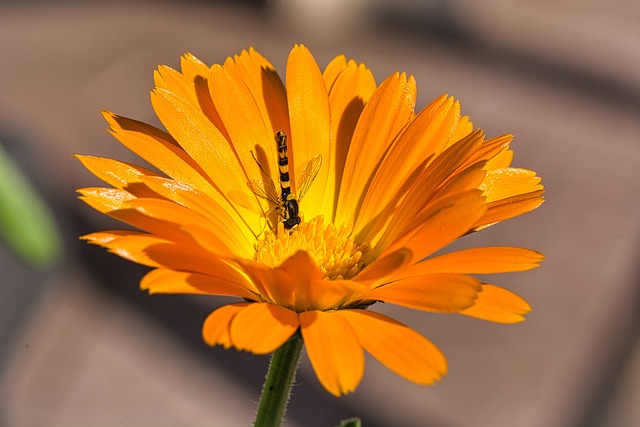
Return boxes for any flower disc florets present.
[255,215,371,280]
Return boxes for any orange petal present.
[202,303,250,348]
[177,53,230,140]
[276,251,324,311]
[154,65,201,109]
[140,268,256,299]
[286,44,332,218]
[102,112,215,196]
[149,88,263,233]
[485,146,514,169]
[312,279,371,310]
[78,189,198,243]
[180,52,210,82]
[451,114,473,142]
[85,231,250,279]
[326,60,376,220]
[364,273,481,312]
[337,310,447,384]
[81,230,133,242]
[474,167,545,229]
[75,155,158,189]
[425,160,487,203]
[229,303,299,354]
[481,168,543,203]
[355,248,412,283]
[150,87,238,184]
[415,129,484,198]
[460,284,531,323]
[238,252,368,310]
[102,111,259,233]
[474,189,545,231]
[353,95,461,241]
[299,310,364,396]
[127,197,236,257]
[404,247,544,275]
[81,231,169,267]
[223,47,290,139]
[139,242,233,274]
[462,134,513,170]
[208,63,278,185]
[335,72,416,231]
[374,131,485,247]
[234,257,292,308]
[272,251,369,311]
[139,241,249,276]
[139,176,254,257]
[77,187,136,213]
[322,54,347,91]
[379,190,486,263]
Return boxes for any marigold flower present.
[77,44,544,397]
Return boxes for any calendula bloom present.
[77,44,544,397]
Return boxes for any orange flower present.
[77,45,544,396]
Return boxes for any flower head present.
[78,45,544,396]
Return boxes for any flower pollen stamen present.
[255,216,371,280]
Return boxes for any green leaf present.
[336,417,361,427]
[0,143,62,267]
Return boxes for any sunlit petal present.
[355,248,412,283]
[365,273,481,312]
[139,176,254,257]
[127,197,236,257]
[474,189,545,231]
[141,268,256,299]
[229,303,299,354]
[338,310,447,384]
[355,95,461,240]
[75,155,158,189]
[374,131,485,246]
[102,112,214,194]
[176,53,229,138]
[322,54,347,91]
[379,190,486,263]
[405,246,544,275]
[335,72,416,231]
[326,60,376,220]
[286,44,332,218]
[223,48,290,139]
[202,303,250,348]
[460,284,531,323]
[482,168,543,203]
[208,63,278,186]
[81,231,170,267]
[300,310,364,396]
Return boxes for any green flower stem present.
[254,332,304,427]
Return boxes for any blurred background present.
[1,1,639,426]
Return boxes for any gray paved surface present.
[1,1,639,426]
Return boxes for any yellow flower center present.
[255,216,371,280]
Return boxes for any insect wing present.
[296,155,322,202]
[247,178,280,207]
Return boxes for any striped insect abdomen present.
[275,130,301,229]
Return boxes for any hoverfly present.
[248,130,322,230]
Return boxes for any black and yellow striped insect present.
[248,131,322,230]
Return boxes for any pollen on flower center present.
[255,216,371,280]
